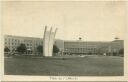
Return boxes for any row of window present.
[5,41,42,46]
[64,43,97,45]
[7,46,33,50]
[65,48,97,52]
[64,45,97,48]
[5,42,20,45]
[5,38,20,42]
[5,38,43,45]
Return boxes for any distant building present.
[63,40,124,56]
[64,40,101,55]
[4,35,124,56]
[99,40,124,56]
[4,35,63,55]
[4,35,43,54]
[54,39,64,52]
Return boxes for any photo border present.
[0,0,128,81]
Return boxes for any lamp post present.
[114,37,119,56]
[79,37,82,41]
[114,37,119,40]
[65,49,68,55]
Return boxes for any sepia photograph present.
[1,1,127,81]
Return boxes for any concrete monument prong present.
[43,26,57,57]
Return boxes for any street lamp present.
[79,37,82,41]
[65,49,68,55]
[114,37,119,40]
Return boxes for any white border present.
[0,0,128,81]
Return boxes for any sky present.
[2,1,126,41]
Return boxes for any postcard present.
[0,0,128,81]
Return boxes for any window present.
[5,42,7,44]
[27,44,29,46]
[30,44,32,46]
[8,39,10,41]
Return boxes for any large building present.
[98,40,124,56]
[4,35,43,54]
[63,40,99,55]
[63,40,106,55]
[4,35,124,56]
[4,35,63,55]
[63,40,124,56]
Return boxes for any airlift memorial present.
[43,26,57,57]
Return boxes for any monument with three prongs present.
[43,26,57,57]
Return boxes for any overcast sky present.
[2,1,126,41]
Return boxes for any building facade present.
[63,40,124,56]
[63,41,102,55]
[98,40,124,56]
[4,35,43,55]
[4,35,124,56]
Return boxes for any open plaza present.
[4,55,123,76]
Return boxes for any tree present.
[37,45,43,54]
[16,43,27,54]
[53,44,59,53]
[4,47,10,52]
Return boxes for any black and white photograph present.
[1,0,128,81]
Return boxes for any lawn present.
[4,55,124,76]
